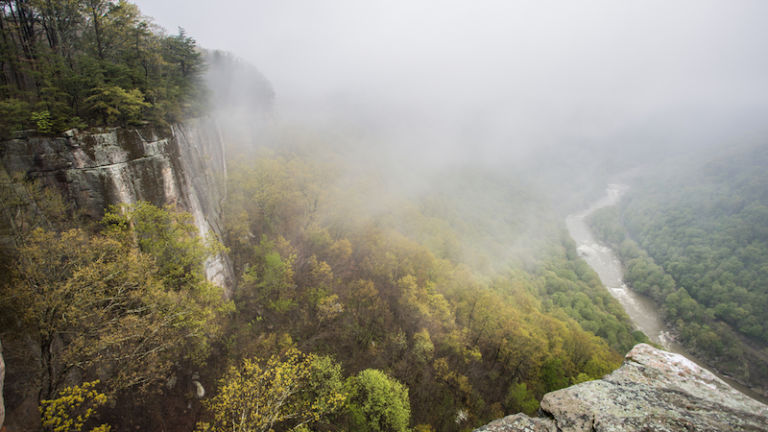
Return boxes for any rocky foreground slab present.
[475,343,768,432]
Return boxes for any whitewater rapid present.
[565,184,673,347]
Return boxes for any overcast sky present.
[134,0,768,164]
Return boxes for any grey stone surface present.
[475,344,768,431]
[474,414,556,432]
[0,120,234,295]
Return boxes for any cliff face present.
[476,344,768,432]
[0,118,234,295]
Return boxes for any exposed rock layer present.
[0,119,233,294]
[475,344,768,432]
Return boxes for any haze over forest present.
[137,0,768,168]
[2,1,768,431]
[141,0,768,409]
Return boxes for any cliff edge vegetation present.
[0,0,203,136]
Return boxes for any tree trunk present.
[90,4,103,59]
[42,0,59,52]
[13,0,35,60]
[38,333,55,404]
[0,337,6,429]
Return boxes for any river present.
[566,184,768,404]
[565,184,675,347]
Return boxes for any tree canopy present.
[0,0,204,136]
[198,349,346,432]
[588,143,768,390]
[0,196,226,427]
[212,142,637,431]
[345,369,411,432]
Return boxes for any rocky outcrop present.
[0,118,234,295]
[475,344,768,432]
[475,413,555,432]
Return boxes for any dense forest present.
[214,138,648,430]
[0,1,657,431]
[0,0,203,136]
[588,143,768,389]
[0,136,646,431]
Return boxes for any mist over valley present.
[1,1,768,430]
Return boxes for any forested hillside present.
[212,135,645,431]
[589,143,768,390]
[0,183,228,430]
[0,0,203,136]
[0,134,645,431]
[0,1,654,430]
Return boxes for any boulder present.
[474,414,555,432]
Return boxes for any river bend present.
[566,184,767,403]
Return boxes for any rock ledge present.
[475,344,768,432]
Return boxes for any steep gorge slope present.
[588,143,768,395]
[0,119,233,293]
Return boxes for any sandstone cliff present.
[475,344,768,432]
[0,118,234,295]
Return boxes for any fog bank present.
[136,0,768,170]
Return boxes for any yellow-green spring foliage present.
[346,369,411,432]
[218,147,633,430]
[1,198,226,410]
[198,349,346,432]
[39,380,110,432]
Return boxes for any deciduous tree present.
[198,349,346,432]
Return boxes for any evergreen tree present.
[0,0,205,136]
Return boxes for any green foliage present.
[85,85,150,125]
[534,239,648,353]
[40,380,110,432]
[102,201,223,291]
[0,0,205,135]
[8,227,215,394]
[0,98,32,136]
[31,110,54,134]
[238,237,297,313]
[588,144,768,387]
[198,349,346,432]
[539,357,568,392]
[345,369,411,432]
[219,145,630,431]
[505,382,539,416]
[0,199,225,407]
[412,329,435,364]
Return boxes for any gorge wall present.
[475,343,768,432]
[0,118,234,295]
